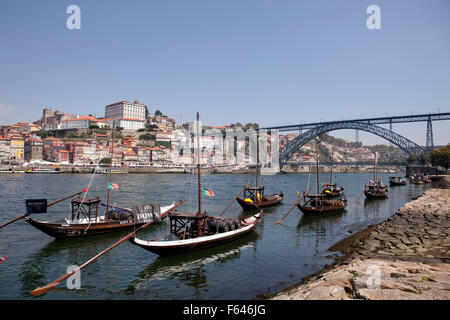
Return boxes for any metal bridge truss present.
[278,122,424,168]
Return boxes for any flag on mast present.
[108,183,119,190]
[202,187,214,197]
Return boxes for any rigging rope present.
[72,166,98,222]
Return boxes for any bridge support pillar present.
[426,118,434,151]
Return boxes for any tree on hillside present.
[154,110,163,117]
[431,144,450,170]
[407,154,417,164]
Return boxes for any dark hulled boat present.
[389,176,407,186]
[297,141,347,216]
[297,193,347,215]
[364,181,389,198]
[236,186,284,210]
[236,133,283,210]
[24,123,174,239]
[322,183,344,197]
[321,149,344,197]
[25,197,175,239]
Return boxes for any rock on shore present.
[271,184,450,300]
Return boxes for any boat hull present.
[236,193,283,211]
[389,181,407,186]
[130,212,263,256]
[364,190,389,198]
[297,201,347,216]
[25,204,174,239]
[25,218,152,239]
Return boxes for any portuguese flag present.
[108,183,119,190]
[202,187,214,197]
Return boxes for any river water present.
[0,172,428,300]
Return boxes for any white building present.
[105,100,146,121]
[156,131,174,143]
[106,118,145,131]
[59,116,108,130]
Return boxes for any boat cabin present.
[71,195,101,222]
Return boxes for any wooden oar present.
[275,188,310,225]
[355,188,365,204]
[218,182,251,217]
[30,199,185,297]
[0,188,90,230]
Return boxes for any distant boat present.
[363,153,389,199]
[25,168,61,174]
[100,169,128,174]
[297,141,347,216]
[321,150,344,197]
[389,176,407,186]
[236,133,284,211]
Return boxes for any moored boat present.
[297,141,347,216]
[24,123,173,239]
[363,152,389,199]
[364,180,389,198]
[236,133,283,210]
[389,176,407,186]
[130,112,263,256]
[236,186,283,210]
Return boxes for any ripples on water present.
[0,173,428,299]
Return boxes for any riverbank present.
[267,176,450,300]
[0,165,409,175]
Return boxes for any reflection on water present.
[125,233,259,297]
[0,173,431,299]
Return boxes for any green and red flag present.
[108,183,119,190]
[202,187,214,197]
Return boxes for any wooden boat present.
[130,211,262,255]
[389,176,407,186]
[322,183,344,197]
[297,193,347,215]
[130,112,263,256]
[297,141,347,216]
[25,199,175,239]
[364,181,389,198]
[236,186,283,210]
[24,123,174,239]
[409,174,423,185]
[363,152,389,199]
[321,149,344,197]
[236,133,283,210]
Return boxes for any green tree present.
[154,110,163,117]
[99,158,111,164]
[431,144,450,170]
[139,133,155,141]
[407,154,417,164]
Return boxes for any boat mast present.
[105,120,115,220]
[330,148,333,185]
[196,112,202,237]
[255,130,259,188]
[374,152,377,182]
[315,140,319,203]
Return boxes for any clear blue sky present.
[1,0,449,146]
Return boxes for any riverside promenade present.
[270,176,450,300]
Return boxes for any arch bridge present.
[262,112,450,169]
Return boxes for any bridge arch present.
[279,122,424,167]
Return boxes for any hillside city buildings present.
[0,100,381,167]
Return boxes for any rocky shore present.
[269,177,450,300]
